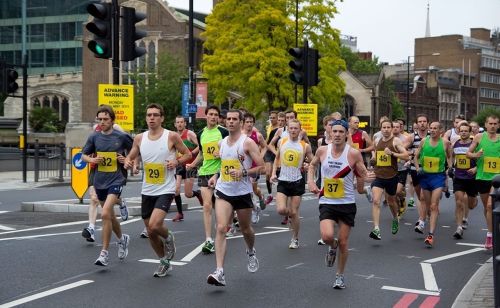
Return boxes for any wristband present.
[242,169,248,177]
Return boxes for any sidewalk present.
[0,170,496,306]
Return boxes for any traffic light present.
[307,48,320,87]
[86,2,112,59]
[121,6,147,62]
[288,47,306,85]
[6,67,19,93]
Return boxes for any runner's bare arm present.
[124,134,143,169]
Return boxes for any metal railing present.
[32,140,68,182]
[492,175,500,308]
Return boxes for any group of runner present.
[80,104,499,290]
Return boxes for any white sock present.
[207,237,213,242]
[88,224,95,230]
[487,232,492,237]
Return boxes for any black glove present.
[447,168,454,178]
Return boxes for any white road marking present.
[0,211,9,214]
[381,286,440,296]
[423,248,484,264]
[286,263,304,269]
[354,274,386,280]
[0,231,81,241]
[118,218,141,225]
[441,225,450,228]
[264,227,288,230]
[0,220,91,235]
[0,280,93,308]
[138,259,187,266]
[404,222,412,226]
[456,242,485,248]
[420,263,439,291]
[0,225,15,231]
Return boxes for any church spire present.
[425,2,431,37]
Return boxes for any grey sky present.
[165,0,500,64]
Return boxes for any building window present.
[30,49,44,67]
[46,49,60,67]
[61,48,76,67]
[61,98,69,122]
[46,23,60,42]
[480,72,500,85]
[480,87,500,99]
[29,24,45,43]
[148,41,156,69]
[61,22,76,41]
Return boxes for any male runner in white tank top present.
[206,110,264,287]
[125,103,192,277]
[307,119,374,289]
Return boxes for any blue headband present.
[330,119,348,131]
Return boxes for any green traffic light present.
[95,45,104,55]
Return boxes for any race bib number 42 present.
[323,178,345,199]
[144,163,165,184]
[97,152,117,172]
[203,141,219,160]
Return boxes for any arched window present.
[33,98,40,108]
[342,95,355,118]
[61,98,69,122]
[148,41,155,69]
[52,96,60,113]
[43,95,50,108]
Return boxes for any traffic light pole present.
[303,40,309,104]
[22,55,27,183]
[112,0,119,85]
[188,0,196,130]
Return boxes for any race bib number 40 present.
[323,178,345,199]
[423,156,440,173]
[376,151,391,167]
[483,157,500,173]
[203,141,219,160]
[221,159,241,182]
[144,163,165,184]
[97,152,117,172]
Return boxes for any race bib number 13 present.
[483,157,500,173]
[323,178,345,199]
[97,152,117,172]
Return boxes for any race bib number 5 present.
[144,163,165,184]
[203,141,219,160]
[221,159,241,182]
[483,157,500,173]
[283,149,300,167]
[376,151,391,167]
[97,152,117,172]
[323,178,345,199]
[423,157,439,173]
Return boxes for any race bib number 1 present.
[483,157,500,173]
[221,159,241,182]
[423,156,439,173]
[97,152,117,172]
[144,163,165,184]
[203,141,219,160]
[323,178,345,199]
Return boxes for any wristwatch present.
[242,169,248,177]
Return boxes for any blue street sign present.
[181,81,189,117]
[188,104,198,113]
[72,152,87,170]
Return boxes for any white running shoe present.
[119,199,128,221]
[153,259,172,277]
[289,238,299,249]
[95,250,109,266]
[140,227,149,238]
[164,230,176,260]
[251,204,261,224]
[247,248,259,273]
[207,269,226,286]
[82,227,95,242]
[364,186,373,203]
[118,234,130,260]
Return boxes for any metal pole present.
[187,0,196,130]
[491,175,500,308]
[294,0,298,104]
[406,56,410,132]
[58,143,64,182]
[112,0,119,85]
[21,0,27,183]
[303,40,308,104]
[34,139,39,182]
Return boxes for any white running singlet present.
[319,144,355,204]
[278,137,305,182]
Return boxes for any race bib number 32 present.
[323,178,345,199]
[97,152,117,172]
[221,159,241,182]
[203,141,219,160]
[144,163,165,184]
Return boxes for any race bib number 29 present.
[144,163,165,184]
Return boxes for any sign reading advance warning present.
[98,84,134,131]
[71,148,89,200]
[293,103,318,136]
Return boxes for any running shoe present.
[485,235,493,250]
[207,269,226,286]
[140,227,149,238]
[369,228,381,240]
[289,238,299,249]
[251,204,261,224]
[82,227,95,242]
[281,216,289,225]
[333,274,346,289]
[408,198,415,207]
[461,219,468,230]
[202,240,215,254]
[164,230,176,260]
[153,259,172,277]
[226,224,236,237]
[118,234,130,260]
[391,218,399,235]
[172,213,184,222]
[119,199,128,221]
[317,239,326,245]
[398,197,406,218]
[444,188,450,198]
[247,248,259,273]
[453,227,463,239]
[95,250,109,266]
[424,235,434,248]
[259,197,266,210]
[265,195,273,206]
[364,186,373,203]
[325,239,338,267]
[414,221,424,234]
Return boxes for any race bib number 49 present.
[376,151,391,167]
[97,152,117,172]
[144,163,165,184]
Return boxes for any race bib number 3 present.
[376,151,391,167]
[456,154,470,169]
[203,141,219,160]
[97,152,117,172]
[221,159,241,182]
[144,163,165,184]
[423,156,439,173]
[483,157,500,173]
[282,149,300,167]
[323,178,345,199]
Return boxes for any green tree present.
[340,45,381,74]
[203,0,345,115]
[29,107,64,132]
[132,53,186,131]
[471,107,500,127]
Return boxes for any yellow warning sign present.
[71,147,89,200]
[293,103,318,136]
[98,84,134,131]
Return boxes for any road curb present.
[451,257,493,308]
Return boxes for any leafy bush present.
[29,107,64,132]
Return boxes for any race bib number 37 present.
[97,152,117,172]
[144,163,165,184]
[323,178,345,199]
[203,141,219,160]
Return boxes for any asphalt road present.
[0,183,493,308]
